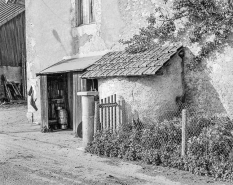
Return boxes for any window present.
[77,0,95,26]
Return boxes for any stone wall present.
[26,0,74,121]
[183,46,232,118]
[98,53,183,123]
[25,0,165,122]
[26,0,233,122]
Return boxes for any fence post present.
[182,109,187,156]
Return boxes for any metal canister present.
[58,109,68,125]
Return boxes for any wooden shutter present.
[89,0,95,23]
[77,0,83,26]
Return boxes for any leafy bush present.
[85,116,233,182]
[86,118,182,161]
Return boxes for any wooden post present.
[100,99,103,130]
[40,75,48,130]
[110,95,113,131]
[113,94,116,131]
[81,79,87,91]
[73,73,82,136]
[108,96,111,130]
[182,109,187,156]
[67,73,73,129]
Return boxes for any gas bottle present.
[58,109,68,126]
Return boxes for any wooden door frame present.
[73,72,87,136]
[40,75,49,129]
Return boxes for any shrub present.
[85,116,233,182]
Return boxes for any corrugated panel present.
[0,0,24,27]
[37,55,103,75]
[82,45,183,79]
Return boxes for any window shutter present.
[77,0,83,26]
[82,0,89,24]
[89,0,95,23]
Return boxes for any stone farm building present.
[0,0,26,100]
[26,0,233,132]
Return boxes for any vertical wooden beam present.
[73,73,87,136]
[83,0,89,24]
[67,73,73,129]
[73,73,80,135]
[113,94,116,131]
[81,79,87,91]
[110,95,113,131]
[100,99,103,130]
[118,99,122,129]
[104,98,107,130]
[107,96,110,130]
[40,75,48,130]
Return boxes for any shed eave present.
[36,55,103,76]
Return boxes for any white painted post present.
[182,109,187,156]
[77,91,99,148]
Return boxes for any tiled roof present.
[82,45,183,79]
[0,0,25,27]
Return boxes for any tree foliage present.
[120,0,233,64]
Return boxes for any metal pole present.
[182,109,187,156]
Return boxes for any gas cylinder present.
[58,109,68,126]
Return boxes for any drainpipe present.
[77,91,99,148]
[178,49,186,104]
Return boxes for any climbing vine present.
[120,0,233,66]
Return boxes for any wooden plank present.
[122,99,126,126]
[40,75,48,130]
[110,95,113,131]
[67,73,73,129]
[117,100,121,130]
[107,97,110,130]
[83,0,89,24]
[89,0,95,23]
[73,73,80,135]
[117,98,126,130]
[100,99,103,130]
[81,79,87,91]
[99,102,118,108]
[103,98,107,130]
[113,94,116,131]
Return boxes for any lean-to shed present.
[82,45,185,123]
[36,55,102,135]
[0,0,26,100]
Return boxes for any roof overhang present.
[0,0,25,27]
[82,45,183,79]
[5,0,24,6]
[36,55,103,76]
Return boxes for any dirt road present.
[0,105,231,185]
